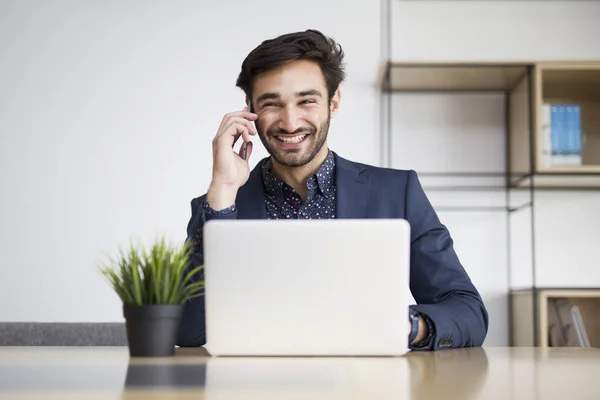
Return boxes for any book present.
[541,104,552,168]
[564,104,582,166]
[544,103,582,166]
[548,298,590,347]
[571,305,590,347]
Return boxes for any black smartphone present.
[241,100,254,160]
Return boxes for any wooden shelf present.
[537,166,600,173]
[511,289,600,348]
[379,60,600,189]
[514,171,600,190]
[382,62,528,91]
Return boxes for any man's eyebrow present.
[256,93,280,104]
[296,89,322,98]
[255,90,323,105]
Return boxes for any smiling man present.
[178,29,489,351]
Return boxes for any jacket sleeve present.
[405,170,489,350]
[176,196,237,347]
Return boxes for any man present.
[177,29,488,351]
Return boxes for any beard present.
[256,111,331,168]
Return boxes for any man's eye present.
[301,99,316,104]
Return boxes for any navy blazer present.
[177,151,489,350]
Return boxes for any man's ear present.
[329,88,341,116]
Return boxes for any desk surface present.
[1,346,599,399]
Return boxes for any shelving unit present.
[380,61,600,190]
[379,60,600,347]
[511,288,600,348]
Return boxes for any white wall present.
[389,0,600,345]
[391,0,600,61]
[0,0,381,322]
[390,93,510,347]
[1,0,599,348]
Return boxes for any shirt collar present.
[262,149,336,199]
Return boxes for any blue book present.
[573,104,582,162]
[550,105,565,165]
[559,105,567,160]
[565,104,582,165]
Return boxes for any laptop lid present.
[202,218,411,356]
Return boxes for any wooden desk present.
[1,346,599,399]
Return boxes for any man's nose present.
[278,106,303,133]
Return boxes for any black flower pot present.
[123,304,183,357]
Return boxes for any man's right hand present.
[206,106,258,210]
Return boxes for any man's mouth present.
[274,134,309,144]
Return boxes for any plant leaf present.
[96,236,205,306]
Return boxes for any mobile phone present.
[241,100,253,160]
[241,141,248,160]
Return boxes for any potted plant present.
[98,237,204,357]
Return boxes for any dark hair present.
[236,29,345,103]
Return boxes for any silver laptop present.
[202,218,411,356]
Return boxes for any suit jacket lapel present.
[334,152,371,219]
[236,159,268,219]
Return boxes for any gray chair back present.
[0,323,127,346]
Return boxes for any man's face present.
[251,60,339,168]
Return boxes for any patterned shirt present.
[261,150,336,220]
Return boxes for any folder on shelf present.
[553,105,565,165]
[547,298,590,347]
[543,103,582,167]
[541,104,552,168]
[571,305,591,347]
[565,104,582,166]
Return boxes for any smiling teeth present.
[277,135,306,144]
